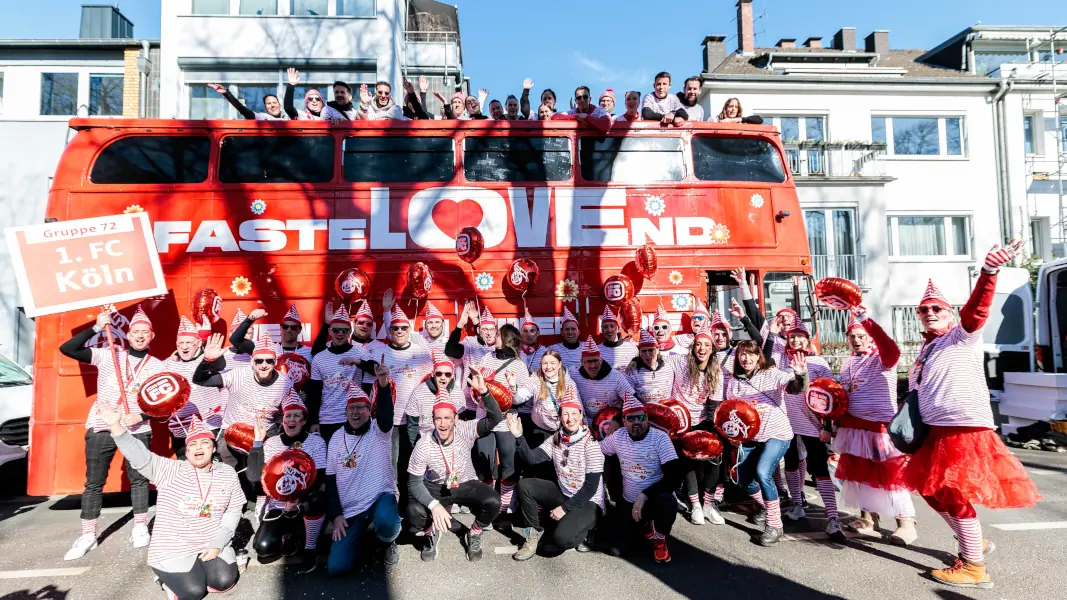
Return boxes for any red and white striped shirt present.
[598,427,678,503]
[548,342,585,372]
[418,331,448,352]
[405,380,472,436]
[522,375,581,432]
[910,326,994,429]
[599,340,639,372]
[838,350,898,423]
[536,432,605,509]
[262,433,327,511]
[87,348,165,434]
[145,458,244,568]
[326,424,397,518]
[165,355,224,436]
[569,366,634,426]
[360,340,433,425]
[725,369,795,442]
[471,353,531,429]
[219,367,291,429]
[778,354,832,438]
[408,420,481,486]
[713,348,738,402]
[668,354,718,423]
[311,347,363,425]
[625,357,677,405]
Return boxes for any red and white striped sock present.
[714,484,725,502]
[785,469,804,504]
[255,496,266,519]
[304,515,324,550]
[749,490,765,508]
[651,526,665,542]
[766,498,783,529]
[688,494,699,506]
[773,465,788,496]
[500,481,515,511]
[133,512,148,526]
[469,524,482,536]
[81,519,98,535]
[703,491,715,506]
[815,476,838,520]
[948,516,984,563]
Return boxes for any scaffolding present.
[1023,27,1067,256]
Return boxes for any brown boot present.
[846,511,879,535]
[931,558,993,589]
[890,517,918,546]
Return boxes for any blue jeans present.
[326,493,401,576]
[736,438,790,502]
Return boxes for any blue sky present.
[0,0,1060,105]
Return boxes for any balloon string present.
[470,264,481,315]
[521,289,528,314]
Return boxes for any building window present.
[292,0,328,14]
[872,116,965,157]
[804,209,862,283]
[89,74,124,116]
[888,215,971,258]
[40,73,78,116]
[337,0,374,16]
[772,116,826,176]
[189,85,231,119]
[192,0,230,14]
[1061,116,1067,153]
[240,0,278,15]
[1024,115,1035,154]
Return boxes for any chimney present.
[833,28,856,52]
[776,39,796,49]
[865,30,890,59]
[702,35,728,72]
[736,0,754,55]
[80,4,133,39]
[804,37,822,49]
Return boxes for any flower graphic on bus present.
[123,204,144,214]
[668,271,683,285]
[644,195,666,217]
[474,272,494,291]
[749,194,765,209]
[250,199,267,215]
[710,224,731,244]
[555,279,579,302]
[671,294,691,311]
[230,276,252,297]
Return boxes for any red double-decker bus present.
[28,118,813,495]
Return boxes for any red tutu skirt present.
[836,453,909,490]
[901,426,1040,510]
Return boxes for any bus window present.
[578,136,684,183]
[692,136,787,183]
[463,136,570,182]
[90,135,210,184]
[219,135,334,183]
[343,136,453,183]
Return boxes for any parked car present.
[0,354,32,454]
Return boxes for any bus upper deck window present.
[90,136,210,184]
[219,135,334,184]
[463,136,570,182]
[692,136,787,183]
[579,136,684,183]
[343,136,453,183]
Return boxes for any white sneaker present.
[703,502,726,526]
[784,504,806,521]
[826,517,847,541]
[132,523,151,548]
[689,503,705,525]
[64,533,98,560]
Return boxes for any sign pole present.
[104,322,131,414]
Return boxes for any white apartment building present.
[159,0,465,119]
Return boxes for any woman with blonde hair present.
[716,97,743,123]
[518,350,581,448]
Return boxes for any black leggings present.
[517,478,598,550]
[473,431,517,483]
[784,435,830,477]
[607,491,677,549]
[253,510,302,558]
[406,481,501,531]
[152,557,238,600]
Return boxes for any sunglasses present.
[576,94,589,100]
[355,319,373,326]
[280,324,301,331]
[390,325,409,332]
[254,358,276,365]
[917,305,944,314]
[652,325,670,331]
[307,96,322,102]
[624,414,646,423]
[331,327,351,334]
[434,371,454,378]
[560,447,570,467]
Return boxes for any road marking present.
[0,567,91,579]
[99,507,157,515]
[991,521,1067,531]
[1027,468,1062,476]
[494,546,517,555]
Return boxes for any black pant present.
[607,491,677,549]
[406,481,501,531]
[520,423,557,481]
[604,455,623,506]
[784,435,830,477]
[391,427,413,509]
[473,431,517,483]
[152,557,238,600]
[81,429,151,520]
[517,478,598,550]
[253,509,302,558]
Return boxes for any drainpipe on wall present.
[991,73,1016,243]
[138,39,150,118]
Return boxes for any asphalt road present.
[0,446,1064,600]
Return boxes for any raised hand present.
[457,301,472,329]
[503,370,517,390]
[728,298,745,320]
[207,83,227,95]
[769,316,782,335]
[98,404,122,431]
[203,333,225,361]
[730,267,746,285]
[253,415,268,441]
[359,84,372,105]
[286,67,299,86]
[983,238,1023,272]
[248,307,267,321]
[791,353,808,375]
[418,75,429,93]
[522,78,534,90]
[374,355,390,386]
[477,88,489,107]
[505,412,523,438]
[468,369,488,395]
[324,301,334,325]
[402,78,415,94]
[433,90,446,103]
[95,305,116,329]
[852,305,868,322]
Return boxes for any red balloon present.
[618,298,643,335]
[814,277,863,310]
[335,268,371,304]
[714,399,762,443]
[505,258,540,292]
[192,289,223,324]
[136,372,191,420]
[224,422,255,454]
[484,378,514,412]
[456,226,484,264]
[645,402,684,437]
[276,353,311,391]
[603,274,635,305]
[806,377,850,421]
[407,262,433,300]
[662,399,692,437]
[261,448,318,503]
[635,244,658,280]
[679,430,724,460]
[594,407,621,441]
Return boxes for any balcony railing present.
[783,143,887,178]
[810,254,865,286]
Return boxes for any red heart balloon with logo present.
[814,277,863,310]
[224,422,255,454]
[456,226,484,265]
[505,258,540,292]
[806,377,850,420]
[679,430,724,460]
[714,399,761,443]
[662,399,692,437]
[192,289,223,324]
[275,353,311,391]
[408,262,434,300]
[335,268,371,304]
[645,402,683,436]
[594,407,622,441]
[635,244,658,280]
[603,274,635,305]
[137,372,191,420]
[261,448,317,503]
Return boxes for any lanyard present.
[343,431,365,458]
[193,467,213,515]
[435,435,456,481]
[122,353,149,392]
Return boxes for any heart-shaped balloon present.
[635,244,658,280]
[192,289,222,324]
[814,277,863,310]
[275,353,311,391]
[505,258,540,292]
[407,263,433,300]
[714,399,762,443]
[806,377,849,420]
[679,430,724,460]
[456,226,484,265]
[224,422,255,454]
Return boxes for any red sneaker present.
[652,539,671,563]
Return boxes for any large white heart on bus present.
[4,212,167,318]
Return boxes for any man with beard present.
[675,76,705,122]
[549,307,584,370]
[359,81,404,120]
[308,306,365,441]
[598,305,638,371]
[325,81,358,121]
[571,337,634,428]
[419,302,448,351]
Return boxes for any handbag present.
[889,343,935,454]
